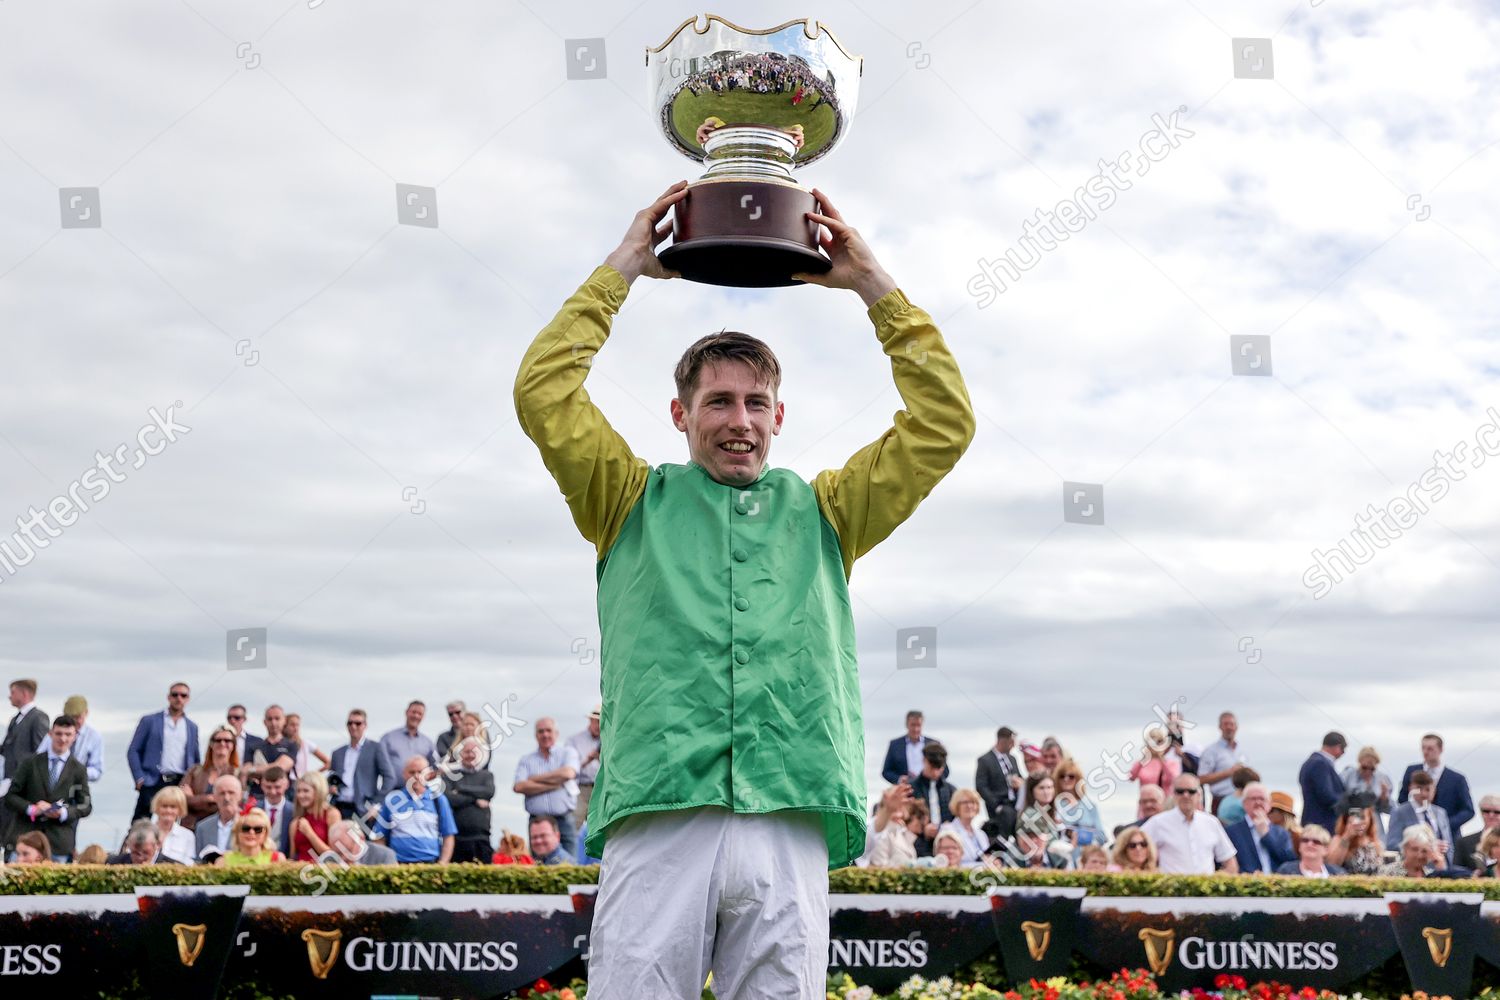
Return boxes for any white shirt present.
[264,797,287,841]
[1141,808,1236,874]
[1197,738,1248,797]
[293,737,319,778]
[904,737,925,779]
[340,739,365,801]
[1427,764,1445,784]
[157,821,197,864]
[160,711,189,775]
[1299,864,1330,879]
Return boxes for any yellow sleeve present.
[811,288,977,578]
[513,264,651,560]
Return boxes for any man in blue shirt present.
[372,756,456,863]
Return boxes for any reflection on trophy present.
[647,14,862,287]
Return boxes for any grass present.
[668,86,838,163]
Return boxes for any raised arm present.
[793,189,977,577]
[513,182,687,559]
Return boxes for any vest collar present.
[686,460,772,487]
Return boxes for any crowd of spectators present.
[686,51,835,113]
[859,709,1499,881]
[0,678,601,871]
[4,678,1497,883]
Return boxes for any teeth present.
[722,443,752,452]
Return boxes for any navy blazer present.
[1275,860,1346,876]
[330,739,398,816]
[1398,765,1474,832]
[1226,818,1298,873]
[126,712,201,785]
[1298,752,1343,829]
[1386,800,1455,864]
[882,735,950,785]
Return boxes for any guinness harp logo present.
[302,928,344,980]
[172,923,207,967]
[1422,927,1454,969]
[1138,927,1176,976]
[1020,920,1053,962]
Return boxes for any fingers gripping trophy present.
[514,13,975,999]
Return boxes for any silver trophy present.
[646,14,862,287]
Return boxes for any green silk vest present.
[587,462,866,869]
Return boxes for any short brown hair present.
[1410,770,1434,788]
[674,331,781,406]
[9,678,37,696]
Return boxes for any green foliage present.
[4,862,1496,898]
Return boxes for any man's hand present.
[791,188,896,307]
[604,181,689,285]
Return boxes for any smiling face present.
[670,360,783,488]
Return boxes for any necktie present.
[269,803,279,831]
[49,756,61,786]
[1421,809,1435,830]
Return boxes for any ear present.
[670,398,688,432]
[771,399,785,435]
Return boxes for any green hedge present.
[2,862,1496,897]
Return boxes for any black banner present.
[1387,892,1485,999]
[1076,896,1399,992]
[990,887,1086,981]
[224,895,580,997]
[135,886,248,1000]
[827,894,996,992]
[0,887,1496,996]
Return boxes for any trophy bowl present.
[647,14,862,287]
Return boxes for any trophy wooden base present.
[657,178,832,288]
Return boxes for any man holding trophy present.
[513,16,975,998]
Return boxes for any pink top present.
[1130,756,1182,798]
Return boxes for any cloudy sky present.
[2,0,1497,851]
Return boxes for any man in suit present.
[4,715,90,861]
[975,725,1022,820]
[194,774,244,862]
[1398,733,1475,834]
[1225,783,1297,873]
[330,708,396,821]
[225,704,262,769]
[256,765,294,854]
[107,820,182,864]
[1,678,51,849]
[1297,731,1346,830]
[881,710,948,785]
[126,682,200,820]
[1457,793,1500,871]
[1387,770,1455,863]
